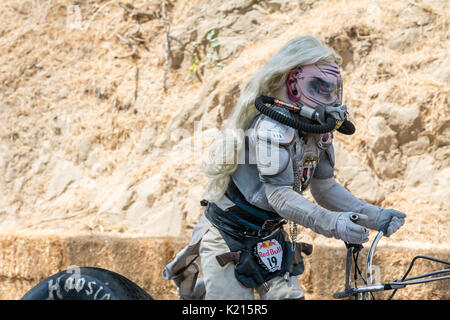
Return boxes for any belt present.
[205,202,286,239]
[226,205,287,237]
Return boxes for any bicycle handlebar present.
[367,231,384,286]
[333,284,394,299]
[334,273,450,299]
[334,225,450,300]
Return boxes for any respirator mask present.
[255,62,355,135]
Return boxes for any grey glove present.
[376,209,406,237]
[335,213,370,244]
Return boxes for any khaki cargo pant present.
[199,226,305,300]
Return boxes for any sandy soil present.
[0,0,448,299]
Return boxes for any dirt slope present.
[0,0,448,299]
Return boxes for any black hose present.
[255,95,355,135]
[337,119,355,135]
[255,96,336,134]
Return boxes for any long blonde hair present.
[202,36,341,201]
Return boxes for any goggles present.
[289,61,343,108]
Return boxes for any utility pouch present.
[218,227,305,289]
[204,200,306,289]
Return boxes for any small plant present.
[189,51,201,76]
[205,29,224,68]
[189,29,224,79]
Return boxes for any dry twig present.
[161,0,171,92]
[116,1,170,91]
[115,34,137,59]
[408,0,441,16]
[135,64,139,104]
[118,1,159,22]
[114,24,142,59]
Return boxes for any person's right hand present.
[335,212,370,244]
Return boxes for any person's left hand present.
[376,209,406,237]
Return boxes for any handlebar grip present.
[350,214,359,223]
[333,290,352,299]
[380,217,392,235]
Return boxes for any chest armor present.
[289,132,333,193]
[229,109,335,213]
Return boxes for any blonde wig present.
[202,36,341,201]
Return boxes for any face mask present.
[287,61,343,108]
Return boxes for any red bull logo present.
[258,240,277,250]
[255,239,283,272]
[258,246,282,258]
[257,240,282,259]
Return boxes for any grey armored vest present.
[217,106,336,213]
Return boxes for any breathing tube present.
[254,95,355,135]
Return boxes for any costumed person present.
[163,35,406,300]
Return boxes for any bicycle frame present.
[333,230,450,300]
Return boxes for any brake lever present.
[336,214,385,300]
[380,217,391,235]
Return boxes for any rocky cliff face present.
[0,0,448,299]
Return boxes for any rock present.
[96,181,129,214]
[58,87,68,100]
[367,115,398,153]
[135,174,163,208]
[217,0,257,14]
[0,143,11,177]
[71,134,96,164]
[334,141,384,204]
[434,145,450,169]
[84,147,101,169]
[436,123,450,147]
[126,194,183,237]
[324,33,354,68]
[373,151,404,179]
[430,166,450,205]
[400,136,431,157]
[404,154,436,189]
[12,177,24,194]
[183,185,205,227]
[432,64,450,83]
[45,160,83,200]
[217,36,247,61]
[136,126,157,154]
[388,28,420,52]
[0,193,13,229]
[31,159,45,175]
[371,103,421,144]
[167,26,198,70]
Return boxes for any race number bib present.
[254,239,283,272]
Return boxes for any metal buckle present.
[261,219,277,231]
[259,219,286,237]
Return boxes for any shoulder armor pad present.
[254,108,294,176]
[254,107,295,145]
[256,141,290,176]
